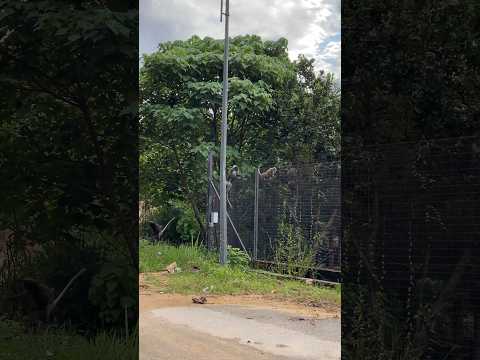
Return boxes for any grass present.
[140,240,340,305]
[0,319,138,360]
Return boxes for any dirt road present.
[140,290,340,360]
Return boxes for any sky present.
[140,0,341,82]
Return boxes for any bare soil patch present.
[140,272,340,319]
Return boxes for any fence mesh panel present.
[342,136,480,358]
[210,161,341,274]
[256,162,341,271]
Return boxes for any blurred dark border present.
[342,1,480,359]
[0,1,138,357]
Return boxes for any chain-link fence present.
[207,157,341,277]
[139,200,154,239]
[342,136,480,358]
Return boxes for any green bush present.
[140,200,201,245]
[273,221,314,277]
[227,246,250,268]
[172,200,201,244]
[88,262,137,330]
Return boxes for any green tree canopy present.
[139,35,340,241]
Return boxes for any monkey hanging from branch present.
[149,217,175,243]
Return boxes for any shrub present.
[273,221,314,277]
[227,246,250,268]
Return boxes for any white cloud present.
[140,0,340,80]
[315,40,341,80]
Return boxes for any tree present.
[139,35,340,241]
[0,0,138,330]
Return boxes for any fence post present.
[206,152,214,251]
[253,167,259,261]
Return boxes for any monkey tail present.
[164,217,175,230]
[158,217,176,239]
[46,268,86,321]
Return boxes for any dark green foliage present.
[0,318,138,360]
[342,1,480,358]
[0,0,138,335]
[89,262,137,328]
[342,0,480,145]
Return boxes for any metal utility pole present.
[219,0,230,265]
[206,151,214,251]
[253,168,259,261]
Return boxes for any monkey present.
[286,167,297,192]
[259,167,277,181]
[229,165,239,179]
[149,217,175,243]
[11,268,86,324]
[0,29,14,44]
[312,209,339,266]
[11,279,53,318]
[226,165,240,195]
[313,164,322,178]
[282,166,298,220]
[226,180,232,194]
